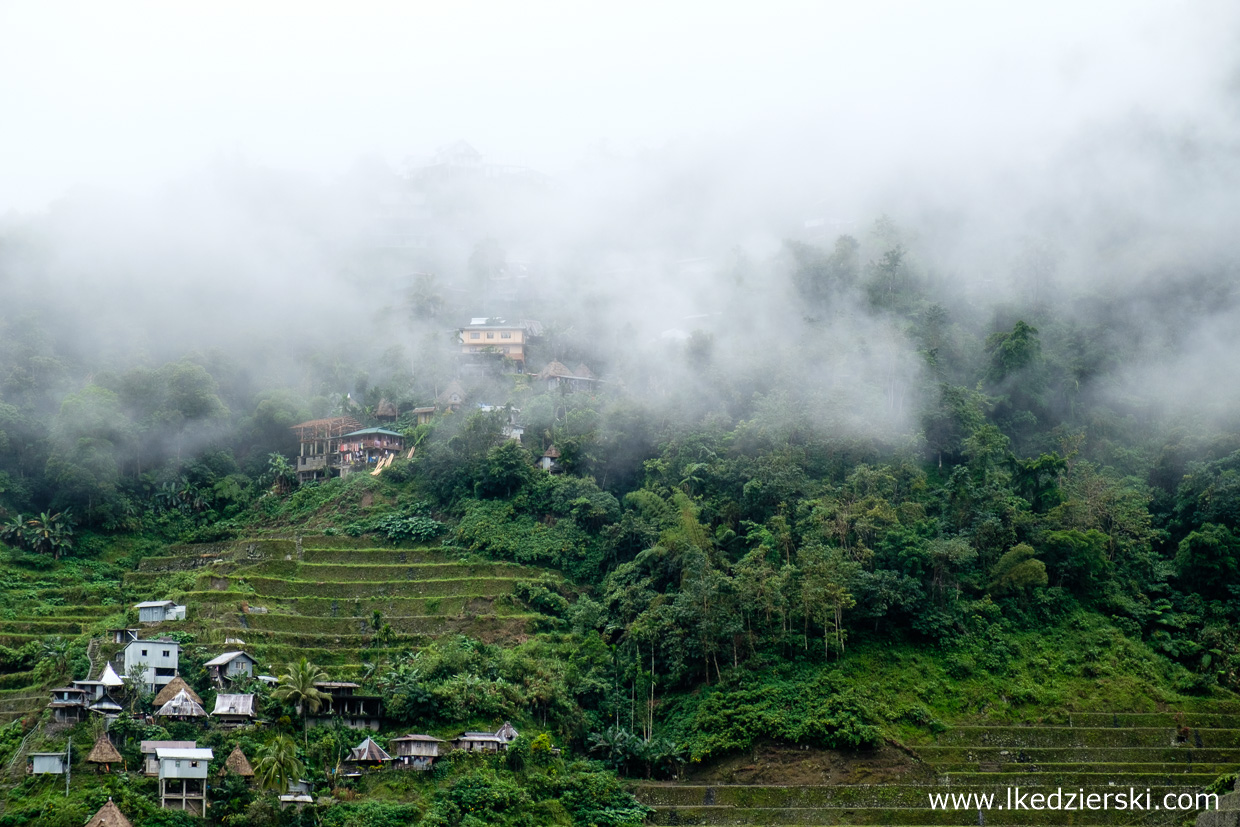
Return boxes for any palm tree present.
[254,734,304,794]
[271,658,330,745]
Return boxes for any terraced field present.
[636,702,1240,825]
[125,535,556,675]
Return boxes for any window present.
[501,332,512,339]
[141,649,147,656]
[487,332,494,339]
[162,650,170,657]
[470,332,480,339]
[191,761,199,768]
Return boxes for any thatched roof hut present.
[153,676,201,707]
[218,745,254,777]
[85,735,122,770]
[84,799,132,827]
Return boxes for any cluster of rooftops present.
[33,723,522,821]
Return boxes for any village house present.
[109,628,141,645]
[437,380,467,411]
[280,778,314,809]
[86,735,123,773]
[390,734,443,770]
[459,317,530,369]
[290,415,363,483]
[85,799,133,827]
[452,722,519,753]
[156,746,213,816]
[204,651,256,685]
[89,692,124,718]
[343,736,393,775]
[72,662,124,703]
[141,740,197,776]
[310,681,383,730]
[211,694,257,727]
[134,600,186,624]
[535,360,598,393]
[154,688,207,722]
[121,638,180,692]
[47,686,88,723]
[337,428,405,477]
[29,751,67,775]
[411,405,436,426]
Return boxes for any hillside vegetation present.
[2,221,1240,824]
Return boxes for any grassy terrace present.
[635,703,1240,825]
[119,536,561,675]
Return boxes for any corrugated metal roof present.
[155,748,213,760]
[342,428,404,437]
[204,651,252,667]
[212,694,256,717]
[140,740,196,754]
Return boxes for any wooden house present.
[29,752,67,774]
[154,689,207,721]
[204,651,256,685]
[73,662,124,702]
[344,736,393,774]
[337,428,405,477]
[290,416,363,483]
[437,381,467,411]
[48,686,88,723]
[535,361,597,393]
[135,600,186,623]
[156,747,213,816]
[141,740,197,776]
[411,406,436,426]
[211,694,257,727]
[218,745,254,779]
[86,735,123,772]
[85,799,133,827]
[390,734,443,770]
[452,722,519,753]
[310,681,383,730]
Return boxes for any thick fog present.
[3,1,1240,442]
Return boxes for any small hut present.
[84,799,133,827]
[376,399,398,421]
[218,745,254,779]
[154,689,207,721]
[537,445,561,472]
[153,676,202,708]
[86,735,123,773]
[344,736,393,774]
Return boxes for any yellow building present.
[459,318,528,367]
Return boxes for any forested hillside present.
[4,176,1240,825]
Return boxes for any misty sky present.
[3,1,1235,212]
